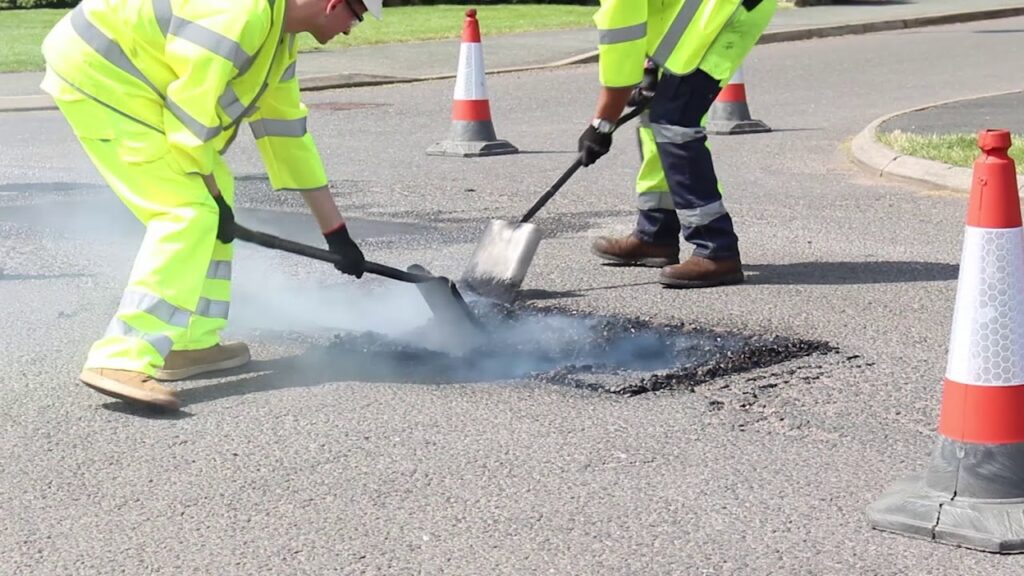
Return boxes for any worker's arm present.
[247,39,329,194]
[246,42,363,277]
[162,2,272,177]
[594,86,634,125]
[579,0,649,167]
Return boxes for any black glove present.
[212,194,235,244]
[323,224,365,278]
[578,124,613,167]
[627,61,659,108]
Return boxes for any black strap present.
[742,0,763,10]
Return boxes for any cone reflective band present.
[940,208,1024,444]
[867,130,1024,553]
[706,65,770,135]
[427,9,517,158]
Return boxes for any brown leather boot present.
[79,368,180,410]
[154,342,251,381]
[591,234,679,267]
[659,256,744,288]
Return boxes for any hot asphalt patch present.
[325,300,836,395]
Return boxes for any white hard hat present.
[362,0,382,19]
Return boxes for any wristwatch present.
[591,118,616,134]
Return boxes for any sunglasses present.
[345,0,364,23]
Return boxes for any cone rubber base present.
[867,438,1024,553]
[868,476,1024,553]
[706,119,771,135]
[426,139,519,158]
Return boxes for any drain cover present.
[321,301,834,395]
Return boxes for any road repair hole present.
[323,302,835,395]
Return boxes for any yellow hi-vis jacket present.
[594,0,743,87]
[41,0,326,192]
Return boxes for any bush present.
[0,0,78,8]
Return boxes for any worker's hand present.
[628,61,658,109]
[212,194,235,244]
[578,124,613,167]
[323,223,365,278]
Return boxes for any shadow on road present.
[517,280,660,301]
[745,260,958,285]
[175,347,459,408]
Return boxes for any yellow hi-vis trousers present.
[635,0,776,203]
[48,77,234,376]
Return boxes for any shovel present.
[233,223,485,352]
[461,106,646,302]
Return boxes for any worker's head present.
[285,0,382,45]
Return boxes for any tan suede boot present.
[659,256,744,288]
[591,234,680,267]
[154,342,251,381]
[79,369,180,410]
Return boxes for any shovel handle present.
[233,223,436,284]
[518,105,647,224]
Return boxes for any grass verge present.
[0,8,66,73]
[0,5,595,73]
[878,130,1024,168]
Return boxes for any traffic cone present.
[706,66,770,135]
[426,9,518,158]
[867,129,1024,553]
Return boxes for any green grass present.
[300,5,595,52]
[0,8,66,73]
[878,130,1024,168]
[0,5,595,73]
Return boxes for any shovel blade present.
[461,219,542,301]
[407,264,485,354]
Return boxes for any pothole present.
[322,301,836,395]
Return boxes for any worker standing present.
[580,0,777,288]
[41,0,382,410]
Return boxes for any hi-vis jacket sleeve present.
[247,57,328,192]
[162,4,271,175]
[594,0,648,88]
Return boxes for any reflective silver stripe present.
[207,260,232,280]
[152,0,171,36]
[104,318,174,358]
[218,87,247,123]
[70,7,164,98]
[637,192,675,210]
[169,19,251,71]
[651,0,706,67]
[649,123,706,144]
[166,98,222,142]
[196,298,230,319]
[679,200,727,227]
[153,0,252,71]
[599,22,647,45]
[281,61,297,82]
[119,290,191,328]
[249,117,307,139]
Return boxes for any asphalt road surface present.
[2,17,1024,576]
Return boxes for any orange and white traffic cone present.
[867,129,1024,553]
[706,66,770,135]
[427,9,517,158]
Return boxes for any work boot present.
[154,342,251,381]
[591,234,679,267]
[659,256,744,288]
[79,369,180,411]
